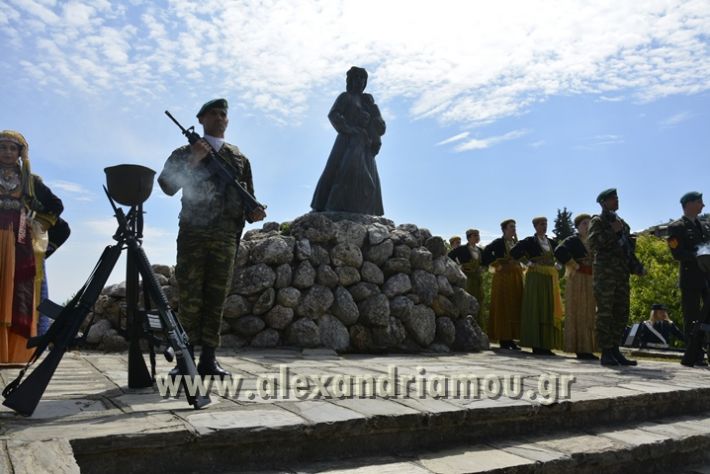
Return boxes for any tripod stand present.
[2,165,210,416]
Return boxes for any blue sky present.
[2,0,709,302]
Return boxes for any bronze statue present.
[311,67,386,215]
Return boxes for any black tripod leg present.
[127,245,153,388]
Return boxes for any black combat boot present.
[600,348,619,366]
[612,346,637,366]
[576,352,599,360]
[532,347,556,356]
[168,344,195,378]
[197,345,231,379]
[500,340,521,350]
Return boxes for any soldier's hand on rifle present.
[247,206,267,222]
[188,139,211,167]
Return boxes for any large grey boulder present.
[383,273,412,298]
[286,318,321,347]
[253,288,276,315]
[264,305,295,330]
[232,263,276,295]
[334,220,367,247]
[276,287,301,308]
[274,263,292,289]
[331,286,359,325]
[319,314,350,351]
[330,243,363,268]
[231,315,266,337]
[223,294,252,319]
[357,293,390,326]
[453,315,489,351]
[296,285,334,318]
[364,239,393,265]
[251,328,280,347]
[292,260,316,289]
[291,213,336,243]
[411,270,438,305]
[400,304,436,347]
[249,235,295,265]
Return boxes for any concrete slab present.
[184,404,306,435]
[6,439,80,474]
[276,400,366,424]
[417,445,533,473]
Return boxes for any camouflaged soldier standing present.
[158,98,266,379]
[588,188,645,366]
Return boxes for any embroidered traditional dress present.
[511,235,563,350]
[555,234,597,354]
[482,237,523,341]
[0,131,62,364]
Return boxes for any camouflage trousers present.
[593,271,630,349]
[175,229,240,348]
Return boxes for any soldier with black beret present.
[667,191,710,367]
[588,188,644,366]
[159,98,266,379]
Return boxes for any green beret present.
[196,98,228,118]
[680,191,702,206]
[596,188,617,204]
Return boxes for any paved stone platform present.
[2,347,710,473]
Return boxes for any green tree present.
[553,207,574,242]
[629,234,682,342]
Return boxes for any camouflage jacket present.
[588,209,634,274]
[158,142,254,233]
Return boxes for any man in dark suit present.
[667,191,710,367]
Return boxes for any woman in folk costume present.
[511,216,563,356]
[482,219,524,350]
[448,229,485,328]
[554,214,598,360]
[0,130,63,363]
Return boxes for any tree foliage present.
[553,207,575,242]
[629,234,682,332]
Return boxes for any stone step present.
[280,412,710,474]
[62,372,710,472]
[3,351,710,473]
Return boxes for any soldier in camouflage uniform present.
[158,98,266,378]
[588,188,645,366]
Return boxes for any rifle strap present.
[2,366,27,398]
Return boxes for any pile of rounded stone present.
[86,212,489,354]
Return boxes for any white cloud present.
[47,180,95,202]
[660,111,694,127]
[436,132,469,146]
[575,134,625,149]
[2,0,709,126]
[453,129,529,152]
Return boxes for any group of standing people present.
[449,188,650,366]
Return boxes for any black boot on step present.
[197,345,231,379]
[168,344,195,378]
[612,346,637,366]
[600,348,619,366]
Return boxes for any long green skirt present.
[519,267,563,349]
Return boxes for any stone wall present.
[85,212,488,353]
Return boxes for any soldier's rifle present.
[2,185,210,416]
[164,110,265,222]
